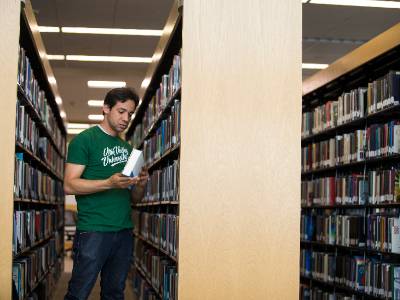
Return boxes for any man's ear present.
[103,104,111,115]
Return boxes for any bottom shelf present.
[14,252,64,300]
[134,262,162,299]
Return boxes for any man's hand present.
[108,173,139,189]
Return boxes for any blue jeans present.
[64,229,133,300]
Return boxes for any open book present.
[122,148,145,177]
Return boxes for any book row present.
[300,249,400,299]
[13,235,62,300]
[143,99,181,164]
[16,100,39,155]
[37,138,64,175]
[19,263,61,300]
[13,208,63,255]
[132,270,158,300]
[301,169,400,207]
[14,154,64,202]
[134,239,178,300]
[16,102,65,174]
[302,121,400,172]
[302,88,367,138]
[301,210,400,253]
[133,211,178,258]
[142,54,181,135]
[17,46,66,156]
[300,284,361,300]
[301,70,400,138]
[143,160,180,203]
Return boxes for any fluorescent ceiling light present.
[66,55,151,63]
[88,114,104,121]
[47,54,65,60]
[60,111,66,119]
[302,63,329,69]
[38,26,60,33]
[48,76,57,85]
[67,128,86,135]
[308,0,400,8]
[67,123,91,129]
[88,100,104,107]
[87,80,126,88]
[55,96,62,105]
[61,27,162,36]
[152,51,162,62]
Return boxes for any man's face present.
[103,100,136,133]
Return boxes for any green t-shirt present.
[66,125,133,232]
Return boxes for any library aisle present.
[3,0,400,299]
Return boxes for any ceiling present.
[302,2,400,78]
[30,0,400,125]
[30,0,174,124]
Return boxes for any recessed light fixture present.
[67,123,91,129]
[47,54,65,60]
[88,100,104,107]
[141,78,150,89]
[38,26,60,33]
[67,128,86,135]
[88,114,104,121]
[302,63,329,70]
[152,51,162,62]
[87,81,126,88]
[308,0,400,8]
[66,55,151,63]
[55,96,62,105]
[61,27,163,36]
[48,76,57,85]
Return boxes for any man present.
[64,87,148,300]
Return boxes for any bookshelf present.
[126,2,181,299]
[0,1,66,299]
[127,0,301,299]
[301,22,400,299]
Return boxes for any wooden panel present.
[179,0,301,299]
[0,0,20,298]
[303,22,400,96]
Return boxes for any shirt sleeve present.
[66,133,89,165]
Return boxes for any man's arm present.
[64,163,138,195]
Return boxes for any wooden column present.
[179,0,301,299]
[0,0,20,298]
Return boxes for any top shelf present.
[301,103,400,144]
[20,1,66,135]
[126,0,182,140]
